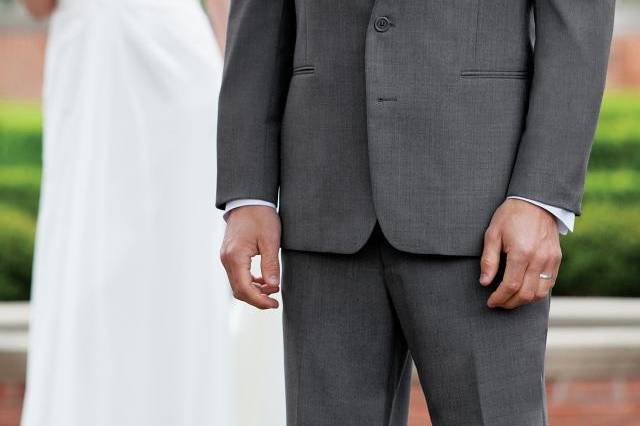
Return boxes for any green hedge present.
[0,102,40,300]
[0,101,42,166]
[582,169,640,203]
[0,204,34,301]
[557,202,640,297]
[589,93,640,170]
[0,166,41,216]
[0,94,639,300]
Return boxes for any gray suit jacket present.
[216,0,615,256]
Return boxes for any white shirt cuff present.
[223,197,574,234]
[507,196,575,235]
[223,199,277,221]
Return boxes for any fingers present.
[535,274,554,302]
[535,247,562,300]
[220,206,282,310]
[252,275,266,285]
[483,199,563,309]
[489,244,562,309]
[241,282,279,309]
[487,252,527,308]
[501,258,543,309]
[251,276,280,295]
[480,226,502,286]
[254,283,280,295]
[259,234,281,287]
[221,244,279,310]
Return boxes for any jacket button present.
[374,16,391,32]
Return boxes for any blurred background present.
[0,0,638,425]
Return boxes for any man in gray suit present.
[216,0,615,424]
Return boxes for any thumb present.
[259,237,281,286]
[480,227,502,286]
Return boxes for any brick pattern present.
[410,379,640,426]
[0,383,23,426]
[0,31,45,100]
[608,35,640,89]
[547,379,640,426]
[0,380,638,426]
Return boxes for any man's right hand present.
[220,205,282,309]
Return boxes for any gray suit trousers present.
[282,225,550,426]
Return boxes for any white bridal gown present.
[21,0,232,425]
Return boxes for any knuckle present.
[231,288,243,301]
[507,281,520,291]
[484,228,499,242]
[518,245,536,258]
[553,249,563,263]
[507,281,521,291]
[519,290,535,303]
[220,243,236,258]
[222,244,245,265]
[533,252,549,265]
[480,256,495,269]
[219,247,231,262]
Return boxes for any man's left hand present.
[479,198,562,309]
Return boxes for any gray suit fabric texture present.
[216,0,615,256]
[282,225,550,426]
[217,1,614,425]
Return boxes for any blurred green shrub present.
[551,92,640,296]
[550,91,640,296]
[0,204,34,300]
[0,93,639,300]
[558,202,640,297]
[0,101,42,166]
[0,166,41,216]
[590,93,640,170]
[0,102,40,300]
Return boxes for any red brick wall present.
[608,34,640,89]
[2,380,640,426]
[0,31,45,101]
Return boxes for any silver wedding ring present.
[539,272,553,280]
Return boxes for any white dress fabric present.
[21,1,232,425]
[231,293,286,426]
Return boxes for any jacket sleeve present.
[506,0,615,215]
[215,0,296,210]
